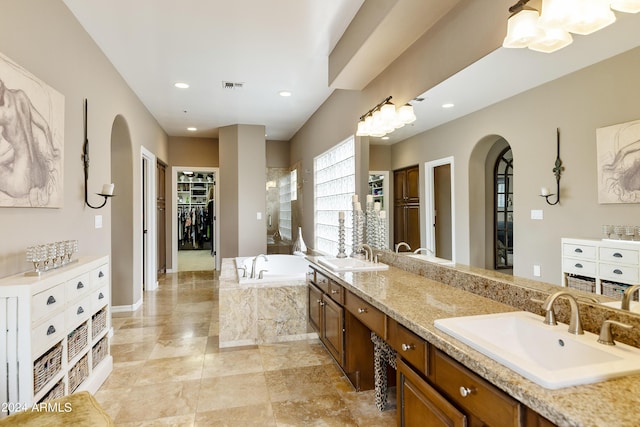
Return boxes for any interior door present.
[434,164,452,260]
[157,161,166,274]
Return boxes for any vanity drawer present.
[387,318,427,374]
[563,243,596,260]
[92,285,110,312]
[32,283,65,324]
[345,291,385,337]
[600,263,639,283]
[327,281,344,305]
[433,349,521,427]
[66,295,92,330]
[599,247,640,265]
[314,271,331,294]
[562,257,596,276]
[92,264,109,289]
[65,272,92,301]
[32,311,65,358]
[306,268,315,283]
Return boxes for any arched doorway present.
[494,146,513,271]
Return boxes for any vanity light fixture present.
[82,99,115,209]
[356,96,416,138]
[540,128,564,205]
[503,0,634,53]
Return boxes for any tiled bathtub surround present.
[308,254,640,426]
[219,258,315,347]
[378,251,640,349]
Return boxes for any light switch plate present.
[95,215,103,229]
[533,265,541,277]
[257,212,262,220]
[531,209,543,220]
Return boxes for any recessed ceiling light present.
[279,91,292,97]
[381,136,390,140]
[442,103,455,109]
[174,82,189,89]
[187,127,197,131]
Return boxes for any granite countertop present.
[306,256,640,427]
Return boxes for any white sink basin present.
[317,257,388,272]
[435,311,640,389]
[407,254,455,266]
[601,300,640,314]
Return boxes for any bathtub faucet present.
[250,254,269,278]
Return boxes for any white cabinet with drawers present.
[0,256,112,418]
[561,238,640,296]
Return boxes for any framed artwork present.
[597,119,640,204]
[0,51,64,208]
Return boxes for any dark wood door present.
[406,204,421,251]
[308,284,322,333]
[156,161,166,274]
[397,358,467,427]
[394,166,420,250]
[322,295,344,365]
[406,166,420,203]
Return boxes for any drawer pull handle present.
[358,308,368,314]
[98,292,104,300]
[613,269,623,275]
[575,263,583,268]
[77,306,84,315]
[99,271,104,278]
[613,252,623,258]
[459,386,475,398]
[401,343,415,351]
[574,248,583,253]
[46,296,56,305]
[47,325,56,335]
[76,281,84,289]
[331,289,339,295]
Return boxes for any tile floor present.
[95,270,397,426]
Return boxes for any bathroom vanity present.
[306,254,640,426]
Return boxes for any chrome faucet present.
[395,242,411,253]
[621,284,640,310]
[250,254,268,278]
[413,247,434,255]
[541,291,584,335]
[356,244,373,261]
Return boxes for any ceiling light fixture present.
[503,0,632,53]
[442,103,455,109]
[356,96,416,138]
[279,91,292,97]
[174,82,189,89]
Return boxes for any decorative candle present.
[379,211,386,219]
[354,202,361,211]
[374,202,381,211]
[540,187,549,196]
[366,194,373,203]
[339,211,345,220]
[102,183,115,195]
[352,194,359,203]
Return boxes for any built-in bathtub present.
[219,255,316,348]
[234,254,308,284]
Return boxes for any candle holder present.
[337,215,347,258]
[25,240,78,276]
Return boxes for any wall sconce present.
[503,0,638,54]
[83,99,115,209]
[540,128,564,205]
[356,96,416,138]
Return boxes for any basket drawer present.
[33,342,63,394]
[562,258,596,276]
[32,311,65,359]
[563,243,596,260]
[32,282,65,325]
[600,247,640,265]
[600,263,639,283]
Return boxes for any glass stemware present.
[602,224,613,239]
[613,225,625,240]
[625,225,636,241]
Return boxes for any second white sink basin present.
[601,300,640,314]
[407,254,455,266]
[435,311,640,389]
[317,257,388,272]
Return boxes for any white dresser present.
[561,238,640,296]
[0,256,112,417]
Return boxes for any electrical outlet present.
[533,265,541,277]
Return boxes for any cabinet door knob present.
[331,289,339,295]
[320,301,325,306]
[401,343,415,351]
[459,386,475,398]
[358,308,368,314]
[316,299,322,304]
[47,325,56,335]
[46,295,56,305]
[76,281,84,289]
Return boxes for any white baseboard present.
[111,298,143,313]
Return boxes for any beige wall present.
[0,1,168,308]
[267,140,290,168]
[370,145,391,171]
[168,136,219,167]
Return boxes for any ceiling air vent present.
[222,81,244,89]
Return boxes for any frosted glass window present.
[290,169,297,201]
[279,174,292,241]
[314,136,355,255]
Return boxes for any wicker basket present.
[68,354,89,392]
[92,336,108,368]
[567,275,595,293]
[38,379,65,403]
[33,341,63,394]
[602,281,638,301]
[91,307,107,338]
[67,321,88,361]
